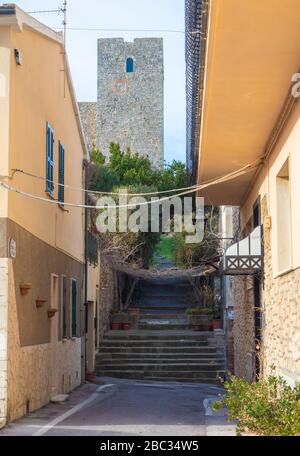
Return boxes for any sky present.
[16,0,186,163]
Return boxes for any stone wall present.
[78,102,97,151]
[96,38,164,168]
[230,207,256,381]
[261,214,300,385]
[0,259,8,429]
[7,259,82,423]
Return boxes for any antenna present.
[62,1,67,98]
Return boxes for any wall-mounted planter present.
[36,298,47,308]
[47,308,58,318]
[20,283,32,296]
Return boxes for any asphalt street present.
[0,378,236,436]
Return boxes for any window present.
[58,142,65,204]
[126,57,134,73]
[71,279,78,337]
[46,123,54,196]
[276,159,292,273]
[61,276,67,339]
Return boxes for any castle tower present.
[97,38,164,168]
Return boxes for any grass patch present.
[154,235,174,261]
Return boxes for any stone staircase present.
[95,277,226,383]
[95,331,225,383]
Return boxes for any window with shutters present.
[61,275,67,339]
[46,123,54,196]
[71,279,77,337]
[58,142,65,204]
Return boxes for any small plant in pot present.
[121,313,136,330]
[212,307,222,330]
[110,310,122,330]
[186,307,214,331]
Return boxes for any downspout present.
[83,159,88,382]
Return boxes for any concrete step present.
[98,362,225,371]
[96,357,225,365]
[95,370,225,381]
[100,346,219,354]
[97,351,220,360]
[101,340,212,348]
[136,296,191,306]
[139,313,187,319]
[138,323,190,330]
[104,330,212,340]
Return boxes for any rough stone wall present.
[78,102,97,151]
[97,256,117,343]
[97,38,164,168]
[231,207,256,381]
[261,203,300,385]
[0,259,8,429]
[6,256,82,422]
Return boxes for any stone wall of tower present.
[97,38,164,168]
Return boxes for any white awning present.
[223,226,262,275]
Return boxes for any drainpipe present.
[83,159,89,382]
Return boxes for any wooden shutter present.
[71,279,77,337]
[46,123,54,195]
[58,142,65,204]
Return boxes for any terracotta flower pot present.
[47,308,58,318]
[36,298,47,308]
[123,322,131,330]
[111,322,122,330]
[20,283,32,296]
[193,323,202,331]
[212,319,222,330]
[128,308,140,316]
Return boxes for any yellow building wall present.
[8,26,84,263]
[0,22,87,425]
[0,27,11,219]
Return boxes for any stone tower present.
[97,38,164,168]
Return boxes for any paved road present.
[0,378,236,436]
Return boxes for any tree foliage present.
[88,143,189,267]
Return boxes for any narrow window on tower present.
[126,57,134,73]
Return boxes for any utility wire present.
[9,168,200,196]
[6,158,261,197]
[0,160,261,210]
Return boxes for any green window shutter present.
[58,142,65,204]
[71,279,77,337]
[46,123,54,196]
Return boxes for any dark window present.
[46,123,54,195]
[58,142,65,204]
[62,276,67,338]
[71,279,77,337]
[126,57,134,73]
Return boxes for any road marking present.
[33,384,115,437]
[203,397,216,416]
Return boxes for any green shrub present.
[213,374,300,436]
[186,307,214,316]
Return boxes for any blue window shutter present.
[58,142,65,204]
[71,280,77,337]
[62,276,67,338]
[46,123,54,196]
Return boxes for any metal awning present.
[222,226,263,275]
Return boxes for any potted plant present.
[212,307,222,330]
[19,282,32,296]
[110,310,122,330]
[122,313,137,330]
[186,307,214,331]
